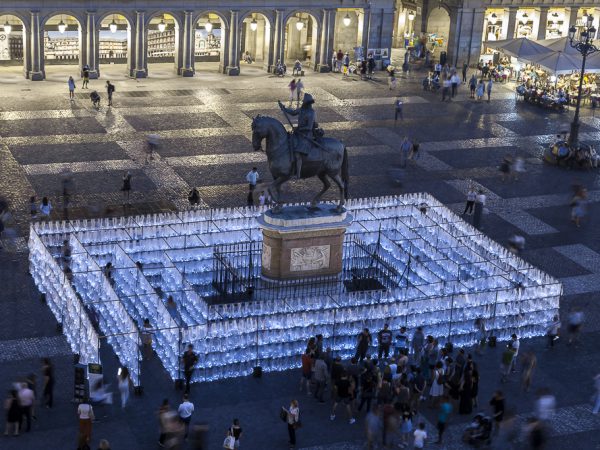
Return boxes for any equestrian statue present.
[251,93,349,213]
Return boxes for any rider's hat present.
[302,93,315,106]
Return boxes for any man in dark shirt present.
[378,324,393,360]
[182,344,199,394]
[330,371,355,424]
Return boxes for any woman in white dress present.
[429,361,445,407]
[117,367,131,409]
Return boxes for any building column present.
[446,7,460,66]
[362,7,371,51]
[22,17,32,79]
[564,7,579,35]
[132,11,147,78]
[504,8,518,40]
[270,10,285,72]
[317,8,336,72]
[84,11,99,79]
[311,13,323,71]
[226,10,240,75]
[179,11,195,77]
[536,7,549,40]
[263,19,275,72]
[455,8,486,68]
[29,10,44,81]
[364,7,394,67]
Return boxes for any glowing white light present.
[408,11,415,21]
[109,20,117,33]
[343,13,351,27]
[158,19,166,33]
[250,18,257,32]
[3,21,11,34]
[296,20,304,31]
[58,20,67,33]
[204,21,213,33]
[489,13,497,25]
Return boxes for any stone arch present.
[238,11,273,69]
[192,10,229,31]
[283,10,321,67]
[0,12,29,78]
[41,11,85,31]
[144,11,182,74]
[96,12,134,76]
[194,11,229,73]
[427,7,451,55]
[41,12,84,74]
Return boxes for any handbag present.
[293,420,302,429]
[223,435,236,449]
[279,407,287,422]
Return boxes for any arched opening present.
[426,8,450,60]
[0,14,27,80]
[98,14,131,79]
[284,13,318,69]
[43,14,82,78]
[334,9,366,62]
[240,13,271,71]
[146,13,179,76]
[195,13,225,73]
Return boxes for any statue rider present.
[278,93,317,179]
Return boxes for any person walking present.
[441,75,451,102]
[400,137,412,168]
[158,398,171,447]
[121,171,132,204]
[567,308,584,346]
[41,358,54,409]
[300,349,313,395]
[412,327,425,360]
[140,318,153,360]
[546,315,561,348]
[17,382,34,433]
[486,78,493,102]
[4,390,20,436]
[117,367,131,409]
[39,197,53,219]
[330,371,356,424]
[469,74,477,98]
[377,323,393,360]
[288,79,297,106]
[472,189,486,230]
[283,399,300,449]
[229,418,242,448]
[463,186,477,215]
[313,356,328,403]
[394,97,403,124]
[106,81,115,107]
[82,67,90,89]
[489,390,505,434]
[451,72,460,97]
[476,79,485,100]
[509,334,520,373]
[521,351,537,392]
[462,62,468,83]
[436,396,452,444]
[413,422,428,449]
[223,429,236,450]
[429,362,445,408]
[182,344,199,394]
[295,78,304,104]
[68,76,76,100]
[570,187,587,228]
[177,394,194,439]
[77,398,94,448]
[354,328,372,361]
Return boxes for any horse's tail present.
[341,146,349,199]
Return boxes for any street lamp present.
[158,19,166,33]
[250,18,257,32]
[3,19,11,34]
[204,21,213,33]
[408,11,415,22]
[566,15,598,146]
[296,20,304,31]
[109,17,117,33]
[58,19,67,33]
[343,13,351,27]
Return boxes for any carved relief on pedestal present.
[290,245,330,272]
[262,244,272,271]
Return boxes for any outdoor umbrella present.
[528,51,585,74]
[490,38,554,59]
[539,37,584,56]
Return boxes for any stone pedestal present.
[257,205,353,280]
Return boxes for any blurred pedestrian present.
[499,155,512,182]
[229,418,242,448]
[509,334,520,373]
[300,349,313,395]
[546,315,561,348]
[121,171,132,204]
[77,397,94,448]
[436,396,452,444]
[288,79,297,106]
[106,81,115,107]
[177,394,194,439]
[330,371,355,424]
[39,197,53,219]
[567,308,584,346]
[512,156,525,180]
[182,344,199,394]
[365,405,381,450]
[489,390,505,435]
[4,390,20,436]
[188,187,201,207]
[400,137,412,168]
[296,78,304,104]
[282,399,300,449]
[500,344,513,383]
[570,187,587,227]
[354,328,372,361]
[463,186,477,215]
[486,78,493,102]
[535,388,555,421]
[223,428,236,449]
[413,422,427,449]
[68,76,76,100]
[472,190,486,230]
[117,367,131,409]
[521,351,536,392]
[17,382,34,433]
[394,97,403,124]
[527,418,547,450]
[412,327,425,359]
[90,91,101,108]
[82,67,90,88]
[29,196,37,219]
[313,356,328,403]
[158,399,170,446]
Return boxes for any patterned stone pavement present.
[1,62,600,449]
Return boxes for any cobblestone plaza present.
[1,45,600,450]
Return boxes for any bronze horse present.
[251,115,349,213]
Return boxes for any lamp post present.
[567,15,598,147]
